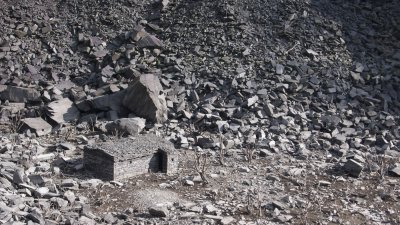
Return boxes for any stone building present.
[84,134,178,180]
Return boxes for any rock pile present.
[0,0,399,224]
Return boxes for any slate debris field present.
[0,0,400,224]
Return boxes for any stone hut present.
[84,134,178,180]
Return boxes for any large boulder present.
[46,98,80,124]
[76,90,127,113]
[122,74,167,123]
[0,85,40,103]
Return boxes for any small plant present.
[245,189,264,217]
[244,143,256,163]
[63,126,75,142]
[194,150,209,185]
[89,116,98,132]
[218,133,226,166]
[111,128,126,138]
[364,152,397,180]
[9,110,24,133]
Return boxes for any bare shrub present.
[194,150,209,185]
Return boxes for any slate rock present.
[59,142,76,151]
[137,35,163,48]
[0,85,40,102]
[26,212,45,224]
[104,213,117,224]
[34,187,50,197]
[247,96,258,107]
[22,117,52,136]
[13,169,25,184]
[344,159,363,177]
[276,64,284,75]
[76,90,127,113]
[107,117,146,136]
[238,166,250,173]
[221,217,236,225]
[148,206,169,217]
[28,174,45,186]
[130,24,148,41]
[389,166,400,177]
[122,74,168,123]
[184,179,194,186]
[46,98,80,124]
[78,216,96,225]
[203,204,219,214]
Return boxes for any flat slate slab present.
[23,117,52,136]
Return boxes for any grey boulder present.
[46,98,80,124]
[122,74,167,123]
[106,117,146,136]
[0,85,40,103]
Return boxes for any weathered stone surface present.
[0,85,40,102]
[22,117,52,136]
[122,74,167,123]
[0,1,398,224]
[137,35,163,48]
[106,117,146,136]
[46,98,80,124]
[389,166,400,177]
[76,90,127,113]
[131,24,148,41]
[221,216,236,225]
[148,206,169,217]
[344,159,363,177]
[13,169,25,185]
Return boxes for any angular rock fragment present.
[344,159,363,177]
[137,35,163,48]
[247,96,258,107]
[221,217,236,225]
[26,212,45,224]
[13,169,25,185]
[28,175,45,185]
[106,117,146,136]
[149,206,169,217]
[76,90,127,113]
[389,166,400,177]
[0,85,40,103]
[160,0,169,10]
[92,49,108,58]
[46,98,80,124]
[204,204,219,214]
[131,24,148,41]
[276,64,284,75]
[122,74,167,123]
[22,117,52,136]
[60,142,76,151]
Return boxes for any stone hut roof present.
[86,134,175,162]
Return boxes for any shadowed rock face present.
[0,85,40,103]
[123,74,168,123]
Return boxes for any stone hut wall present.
[84,148,114,180]
[113,153,162,180]
[160,150,179,175]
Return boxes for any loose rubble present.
[0,0,399,224]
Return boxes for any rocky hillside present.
[0,0,400,224]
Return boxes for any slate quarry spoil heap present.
[84,134,179,180]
